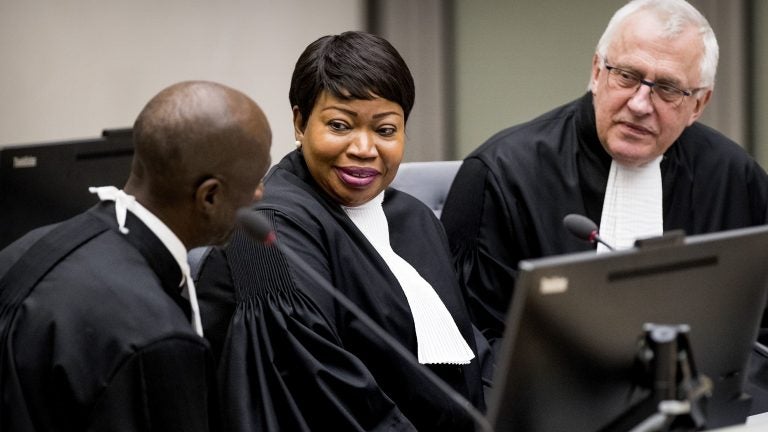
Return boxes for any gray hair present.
[590,0,718,90]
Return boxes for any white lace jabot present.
[598,156,664,252]
[342,192,475,365]
[89,186,203,336]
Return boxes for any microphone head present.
[563,213,598,242]
[236,208,275,244]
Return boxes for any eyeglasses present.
[603,58,697,107]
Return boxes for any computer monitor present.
[0,129,133,249]
[487,226,768,431]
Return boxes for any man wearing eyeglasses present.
[441,0,768,359]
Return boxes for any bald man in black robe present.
[0,81,272,431]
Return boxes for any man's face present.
[590,11,712,167]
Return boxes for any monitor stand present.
[601,324,713,432]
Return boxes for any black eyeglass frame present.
[602,58,703,106]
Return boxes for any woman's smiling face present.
[294,90,405,207]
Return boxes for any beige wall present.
[453,0,759,160]
[453,0,621,157]
[0,1,363,162]
[2,1,764,166]
[755,1,768,167]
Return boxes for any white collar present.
[597,156,664,252]
[89,186,203,336]
[341,191,475,364]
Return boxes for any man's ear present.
[687,89,712,126]
[195,177,222,212]
[590,53,602,94]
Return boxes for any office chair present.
[390,160,462,218]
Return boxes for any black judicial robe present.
[441,92,768,350]
[0,202,215,431]
[196,151,487,432]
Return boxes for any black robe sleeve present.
[194,246,236,365]
[196,211,416,432]
[441,157,529,352]
[89,337,216,432]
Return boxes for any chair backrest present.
[389,160,462,218]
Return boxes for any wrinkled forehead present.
[608,11,704,83]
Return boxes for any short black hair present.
[289,31,415,129]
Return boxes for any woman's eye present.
[378,126,396,137]
[329,121,349,131]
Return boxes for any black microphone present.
[236,208,492,432]
[237,208,276,245]
[563,213,615,251]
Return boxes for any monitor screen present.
[0,129,133,249]
[487,226,768,431]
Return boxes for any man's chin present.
[607,144,660,167]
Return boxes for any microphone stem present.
[276,241,493,432]
[597,237,615,251]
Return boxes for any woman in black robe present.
[196,31,489,431]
